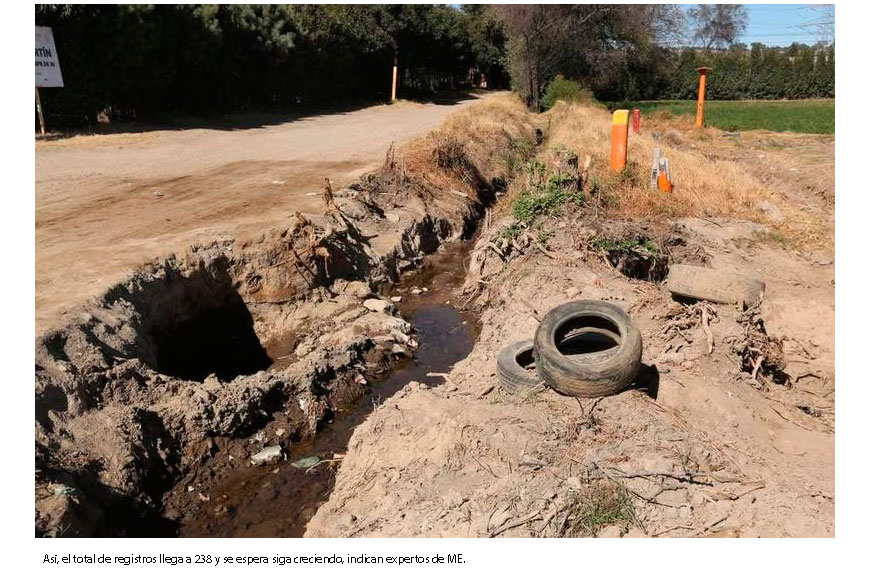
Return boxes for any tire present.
[497,339,539,393]
[533,300,643,398]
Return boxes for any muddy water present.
[176,240,478,537]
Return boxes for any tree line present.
[657,43,835,102]
[491,4,834,107]
[36,4,834,128]
[36,4,507,127]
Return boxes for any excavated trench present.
[35,181,495,538]
[171,241,480,537]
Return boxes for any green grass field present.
[606,99,834,134]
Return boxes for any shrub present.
[541,77,594,110]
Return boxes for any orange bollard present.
[694,67,711,128]
[610,109,629,172]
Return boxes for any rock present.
[411,287,423,295]
[391,296,402,303]
[294,341,315,357]
[666,264,765,306]
[363,298,393,313]
[336,199,369,220]
[52,484,76,497]
[391,329,412,344]
[565,286,581,299]
[291,456,320,469]
[385,212,401,223]
[250,446,284,466]
[344,281,372,299]
[382,316,412,334]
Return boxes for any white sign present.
[35,26,63,87]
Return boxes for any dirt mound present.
[306,123,834,538]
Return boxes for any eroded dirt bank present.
[34,95,535,537]
[305,109,835,538]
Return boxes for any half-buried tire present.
[533,300,642,398]
[496,339,539,393]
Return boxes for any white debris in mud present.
[363,298,393,313]
[391,296,402,303]
[251,446,284,466]
[390,330,412,344]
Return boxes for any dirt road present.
[35,93,496,334]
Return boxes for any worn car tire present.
[496,328,622,393]
[533,300,642,398]
[497,339,539,393]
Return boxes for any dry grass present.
[543,102,825,248]
[400,93,536,197]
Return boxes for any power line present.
[794,5,835,45]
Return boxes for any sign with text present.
[35,26,63,87]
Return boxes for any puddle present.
[174,240,478,537]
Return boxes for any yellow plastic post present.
[391,59,398,102]
[610,109,629,172]
[694,67,711,128]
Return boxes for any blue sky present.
[684,4,834,47]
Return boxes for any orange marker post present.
[694,67,711,128]
[610,109,629,172]
[632,108,640,134]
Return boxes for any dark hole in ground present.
[154,299,272,382]
[173,240,479,537]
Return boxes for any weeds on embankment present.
[539,102,825,249]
